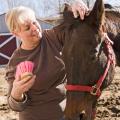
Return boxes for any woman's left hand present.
[71,1,89,20]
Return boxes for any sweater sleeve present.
[5,59,30,112]
[43,25,66,52]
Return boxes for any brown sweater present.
[5,28,66,120]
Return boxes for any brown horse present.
[55,0,120,120]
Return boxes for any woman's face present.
[15,17,42,44]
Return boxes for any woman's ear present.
[12,31,20,37]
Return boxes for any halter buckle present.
[90,85,99,95]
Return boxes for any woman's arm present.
[5,53,36,112]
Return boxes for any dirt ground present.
[0,67,120,120]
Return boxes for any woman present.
[5,1,88,120]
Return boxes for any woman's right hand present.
[71,0,89,20]
[11,72,36,101]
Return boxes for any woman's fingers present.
[19,75,33,84]
[78,8,85,20]
[72,7,79,18]
[71,2,89,20]
[21,75,36,91]
[21,72,33,79]
[14,72,36,90]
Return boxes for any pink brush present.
[15,61,34,79]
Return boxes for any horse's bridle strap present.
[65,85,101,96]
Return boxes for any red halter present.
[66,33,115,96]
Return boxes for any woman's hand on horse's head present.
[71,0,89,20]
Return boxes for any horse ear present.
[63,4,75,23]
[88,0,105,29]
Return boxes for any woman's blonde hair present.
[5,6,35,32]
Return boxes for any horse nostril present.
[91,56,97,62]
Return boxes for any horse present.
[54,0,120,119]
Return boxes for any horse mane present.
[105,3,120,13]
[104,4,120,66]
[105,4,120,34]
[104,4,113,9]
